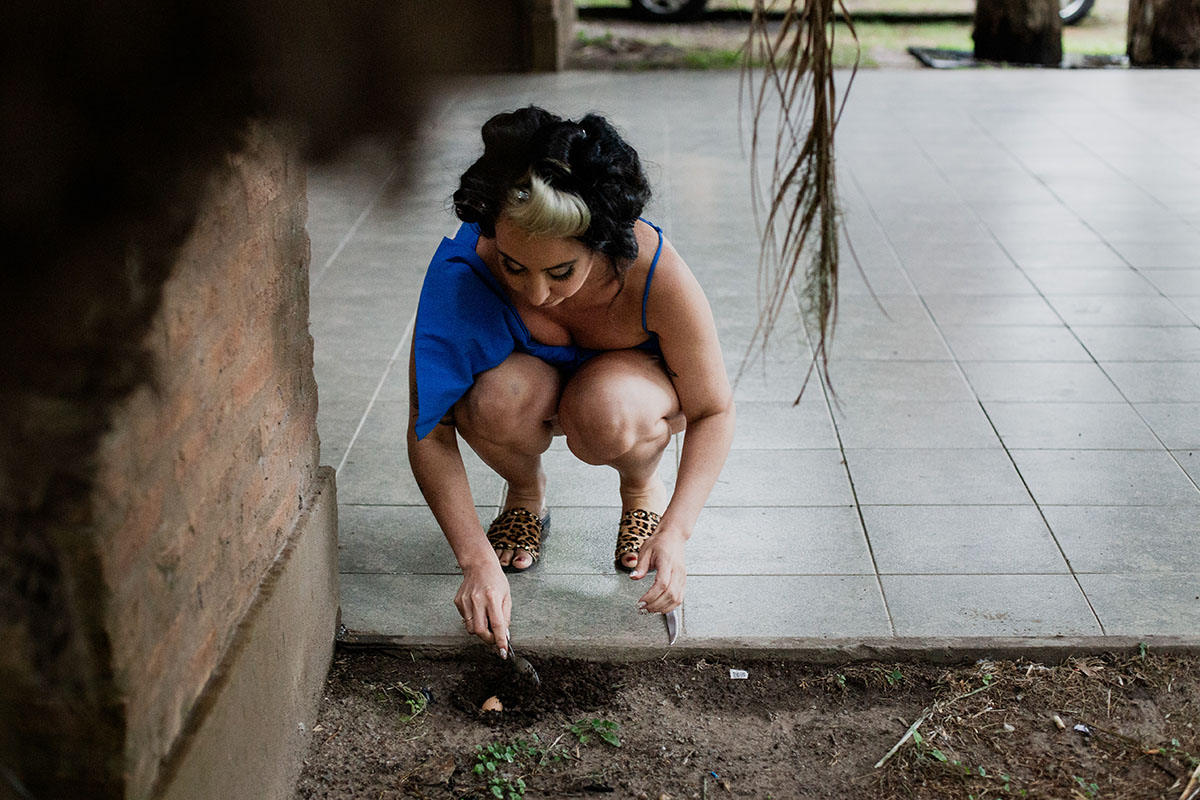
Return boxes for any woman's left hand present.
[629,526,687,614]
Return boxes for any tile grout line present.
[846,161,1112,633]
[794,204,899,637]
[311,161,402,292]
[941,131,1200,492]
[336,309,417,477]
[891,121,1132,637]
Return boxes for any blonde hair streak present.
[504,172,591,240]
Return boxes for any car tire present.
[1059,0,1094,25]
[630,0,709,22]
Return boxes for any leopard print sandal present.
[615,509,661,573]
[486,508,550,573]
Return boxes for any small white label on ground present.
[729,669,749,680]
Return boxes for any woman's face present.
[492,216,598,309]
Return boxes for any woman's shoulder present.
[633,219,693,294]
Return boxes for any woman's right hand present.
[455,559,512,656]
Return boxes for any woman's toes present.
[497,548,513,566]
[512,550,532,569]
[622,552,639,569]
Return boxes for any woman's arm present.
[628,241,736,614]
[407,342,512,655]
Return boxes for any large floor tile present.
[845,449,1030,505]
[1140,268,1200,296]
[1073,326,1200,361]
[823,360,975,403]
[863,505,1065,574]
[535,506,637,575]
[1041,506,1200,573]
[338,504,471,574]
[962,362,1124,402]
[1111,242,1200,269]
[707,450,854,506]
[939,325,1091,362]
[685,576,891,638]
[890,240,1015,270]
[1103,362,1200,402]
[1027,268,1157,296]
[1005,241,1129,269]
[1011,450,1200,506]
[1078,574,1200,637]
[1135,403,1200,449]
[337,407,504,505]
[539,448,676,507]
[731,401,839,450]
[826,322,953,361]
[688,506,872,576]
[833,401,1001,449]
[1176,449,1200,486]
[731,359,820,403]
[1176,295,1200,325]
[906,266,1036,296]
[340,574,469,638]
[340,573,668,643]
[984,402,1160,449]
[883,575,1101,637]
[337,446,504,506]
[923,295,1061,326]
[1047,295,1193,326]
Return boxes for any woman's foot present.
[616,475,668,571]
[494,478,547,571]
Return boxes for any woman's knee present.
[560,381,665,465]
[457,355,559,435]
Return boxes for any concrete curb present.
[337,632,1200,664]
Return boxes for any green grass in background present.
[576,18,1126,70]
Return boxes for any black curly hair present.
[452,106,652,275]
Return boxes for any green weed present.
[569,718,622,748]
[369,681,427,723]
[473,737,545,799]
[911,730,1025,795]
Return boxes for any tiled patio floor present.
[308,70,1200,655]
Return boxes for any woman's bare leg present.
[454,353,561,569]
[557,350,685,569]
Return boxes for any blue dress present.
[412,220,665,439]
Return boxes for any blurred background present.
[572,0,1128,68]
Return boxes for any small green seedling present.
[473,738,545,800]
[569,718,622,748]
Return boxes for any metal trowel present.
[505,633,540,688]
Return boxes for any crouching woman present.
[407,106,734,656]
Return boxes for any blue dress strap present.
[639,219,664,334]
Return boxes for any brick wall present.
[90,121,320,799]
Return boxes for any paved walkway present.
[309,70,1200,656]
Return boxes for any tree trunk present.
[973,0,1063,65]
[1128,0,1200,66]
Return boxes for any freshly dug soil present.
[296,648,1199,799]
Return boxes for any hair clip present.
[515,188,530,202]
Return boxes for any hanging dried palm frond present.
[741,0,858,402]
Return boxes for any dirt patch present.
[296,648,1199,799]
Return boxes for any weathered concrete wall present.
[0,1,567,796]
[87,121,327,799]
[156,467,338,800]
